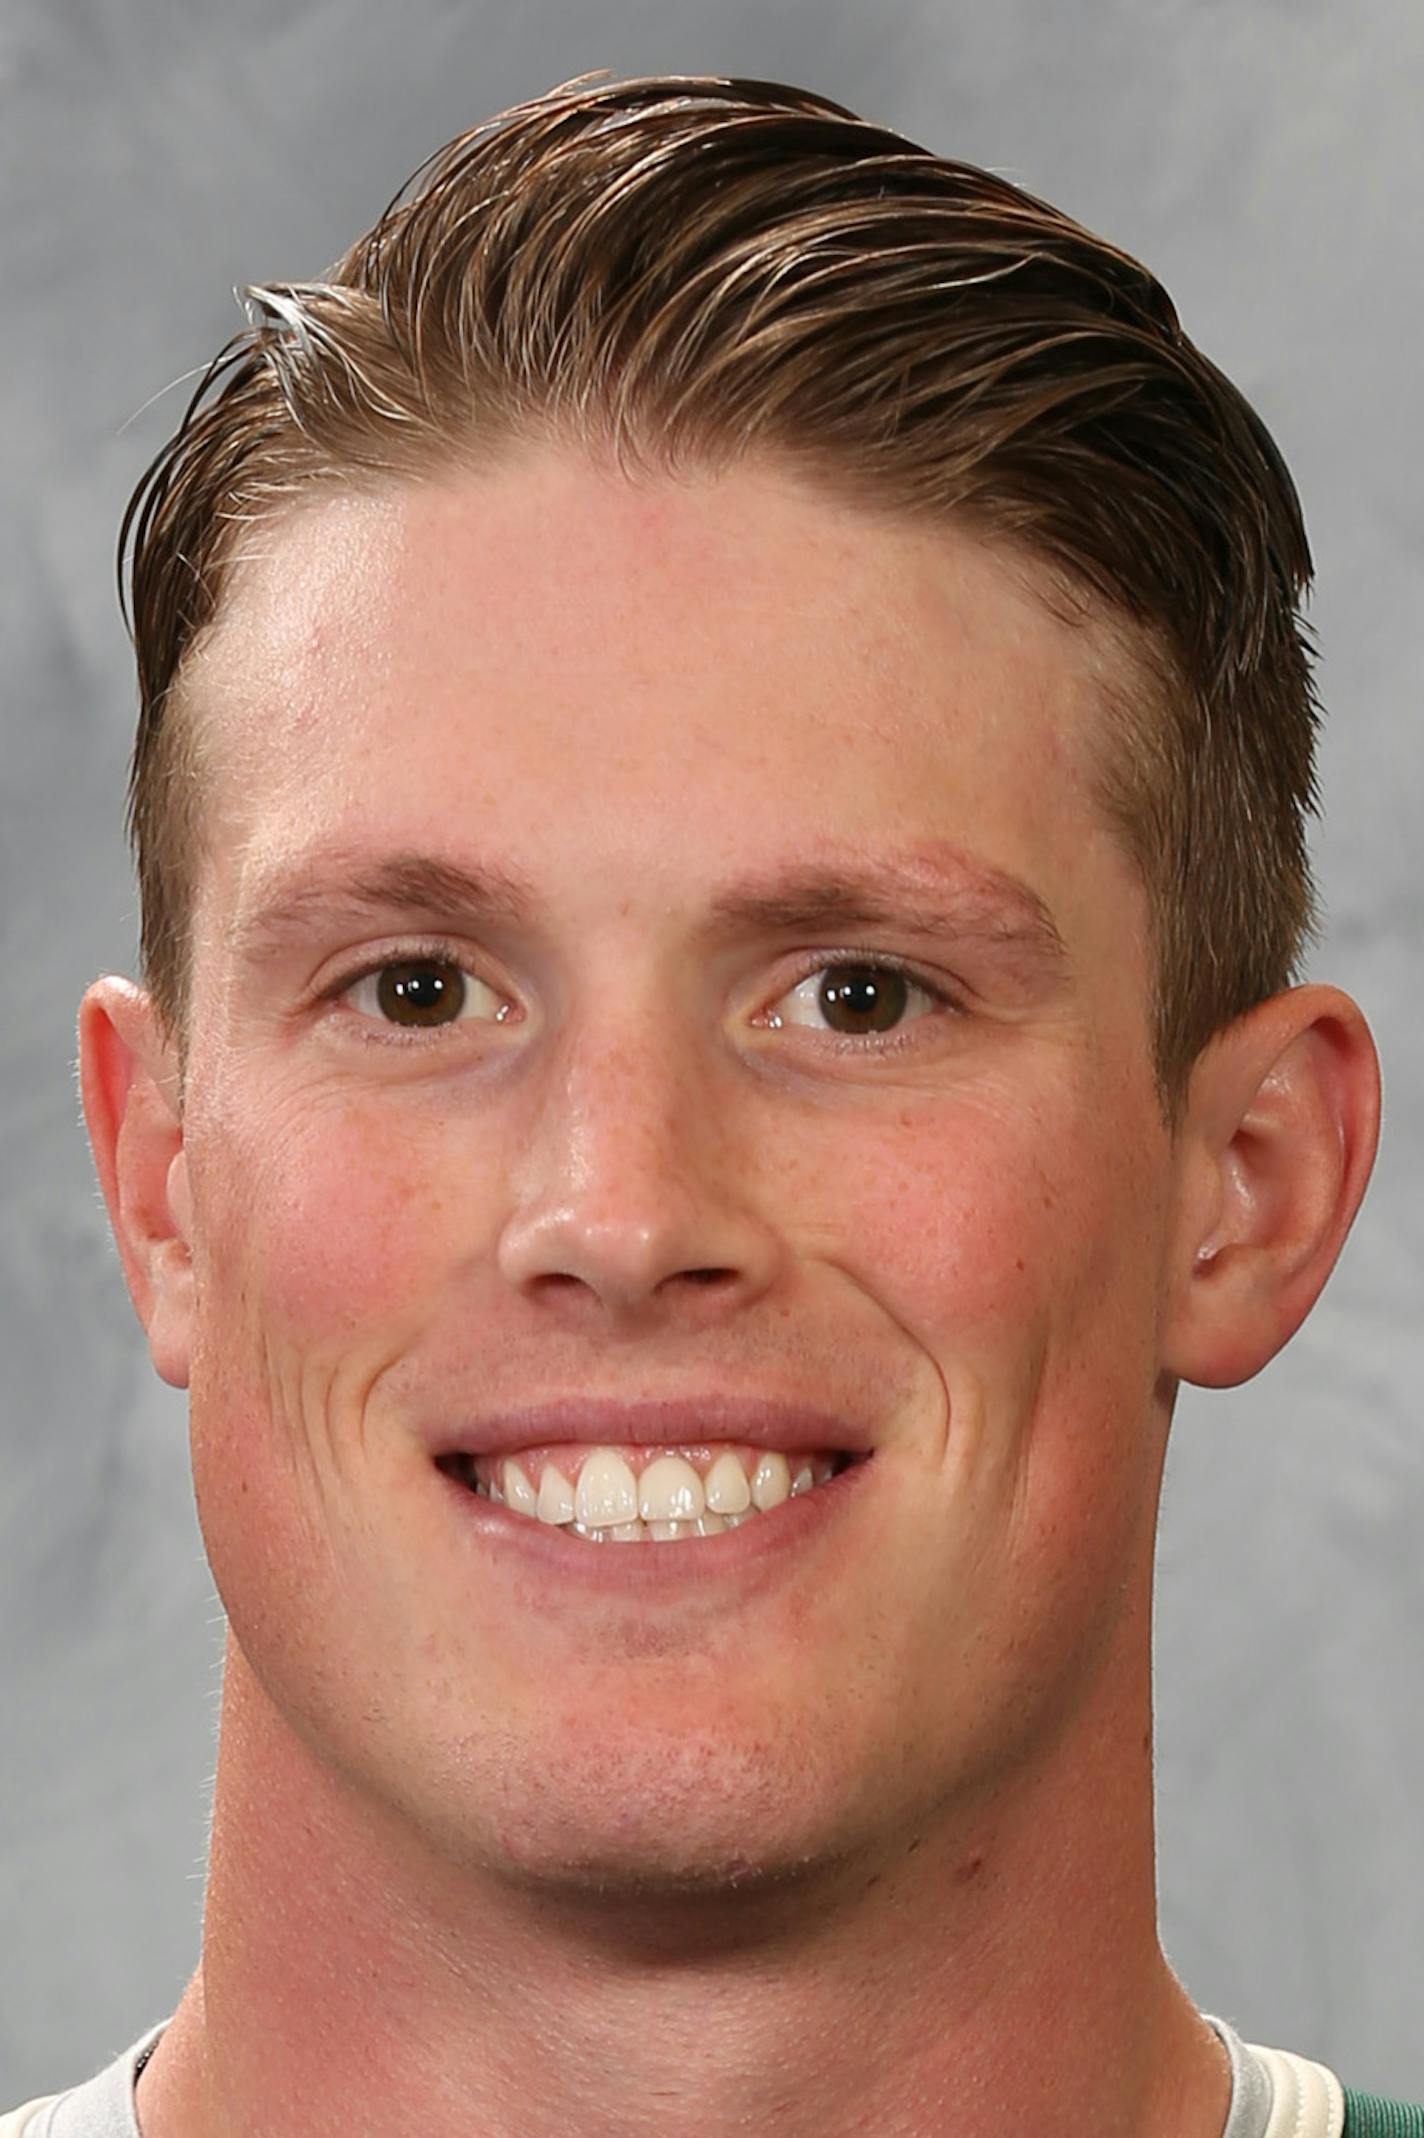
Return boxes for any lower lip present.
[435,1459,870,1596]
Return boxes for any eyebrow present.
[231,845,1068,974]
[703,860,1068,966]
[230,852,538,962]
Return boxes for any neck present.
[136,1618,1229,2138]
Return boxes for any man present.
[5,70,1416,2138]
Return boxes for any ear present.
[78,977,193,1389]
[1161,984,1381,1387]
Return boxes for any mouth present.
[436,1441,859,1544]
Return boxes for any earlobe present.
[78,977,195,1390]
[1162,985,1381,1389]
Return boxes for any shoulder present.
[1247,2044,1424,2138]
[0,2102,61,2138]
[0,2018,166,2138]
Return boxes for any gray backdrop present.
[3,0,1421,2107]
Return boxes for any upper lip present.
[432,1396,873,1460]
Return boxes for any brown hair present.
[120,72,1319,1107]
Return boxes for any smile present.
[437,1443,856,1544]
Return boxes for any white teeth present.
[537,1464,576,1525]
[751,1451,791,1510]
[575,1448,639,1529]
[480,1446,848,1542]
[704,1452,751,1515]
[502,1459,538,1516]
[638,1454,705,1524]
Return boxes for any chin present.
[487,1822,861,1955]
[477,1714,866,1908]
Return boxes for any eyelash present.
[323,939,498,1039]
[764,953,963,1051]
[322,940,963,1048]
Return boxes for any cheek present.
[810,1084,1168,1497]
[811,1091,1095,1336]
[187,1079,473,1362]
[826,1090,1169,1677]
[181,1084,475,1625]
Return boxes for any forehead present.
[182,450,1146,947]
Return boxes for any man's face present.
[168,450,1182,1893]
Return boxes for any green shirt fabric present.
[1342,2093,1424,2136]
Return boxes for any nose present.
[495,1022,782,1329]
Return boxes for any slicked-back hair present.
[121,72,1320,1110]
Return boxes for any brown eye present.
[341,957,508,1032]
[817,965,910,1034]
[375,961,467,1025]
[767,961,940,1038]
